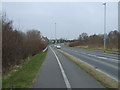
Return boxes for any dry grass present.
[58,49,119,89]
[3,50,47,88]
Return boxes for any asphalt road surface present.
[33,46,104,88]
[60,46,119,81]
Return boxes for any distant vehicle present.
[54,45,57,47]
[56,45,61,49]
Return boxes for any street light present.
[103,3,106,52]
[55,22,56,44]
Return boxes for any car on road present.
[54,45,57,47]
[56,45,61,49]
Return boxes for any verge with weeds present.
[3,50,47,88]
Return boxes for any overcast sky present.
[2,2,118,39]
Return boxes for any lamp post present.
[103,3,106,52]
[55,22,56,44]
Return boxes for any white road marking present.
[96,69,118,82]
[50,46,71,88]
[87,54,118,63]
[79,52,119,69]
[61,49,119,82]
[63,48,119,69]
[68,48,118,63]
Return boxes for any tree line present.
[2,15,48,75]
[69,31,119,50]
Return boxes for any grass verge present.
[2,50,48,88]
[58,49,119,89]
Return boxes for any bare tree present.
[69,30,119,50]
[2,15,48,75]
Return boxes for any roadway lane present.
[33,46,104,88]
[61,46,119,81]
[64,47,119,60]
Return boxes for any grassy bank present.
[58,49,118,89]
[3,50,48,88]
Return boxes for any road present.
[60,46,119,81]
[33,46,104,88]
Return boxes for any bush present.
[2,15,48,75]
[69,31,119,50]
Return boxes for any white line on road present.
[87,54,118,63]
[77,51,118,70]
[96,68,118,82]
[68,49,119,63]
[80,53,120,70]
[50,46,71,89]
[61,49,119,82]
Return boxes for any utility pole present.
[103,3,106,52]
[55,22,56,44]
